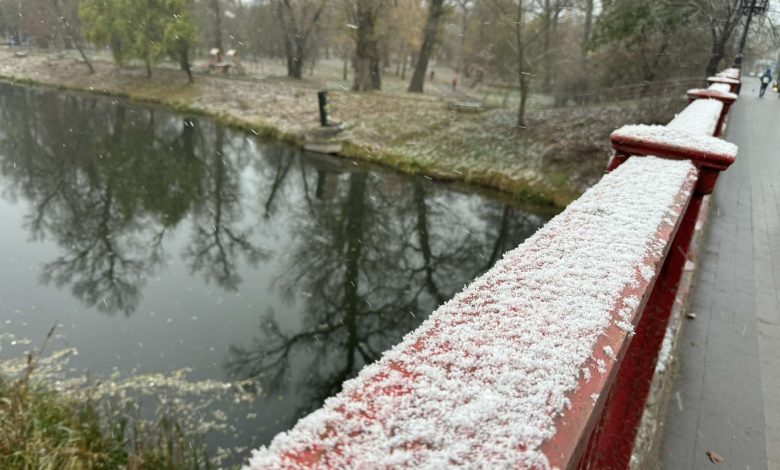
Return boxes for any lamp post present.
[733,0,770,68]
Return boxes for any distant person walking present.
[452,75,458,92]
[759,68,772,98]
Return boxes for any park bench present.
[447,100,484,113]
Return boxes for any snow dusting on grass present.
[245,156,696,469]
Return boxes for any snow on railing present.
[244,69,740,470]
[687,88,738,102]
[667,99,724,136]
[685,88,738,137]
[707,75,740,94]
[708,82,733,94]
[610,125,737,162]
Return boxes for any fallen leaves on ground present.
[706,450,724,463]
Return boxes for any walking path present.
[661,77,780,469]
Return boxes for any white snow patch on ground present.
[245,157,696,470]
[667,99,724,136]
[611,124,737,157]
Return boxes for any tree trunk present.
[706,30,727,77]
[582,0,593,62]
[352,2,381,91]
[705,3,741,78]
[49,0,94,74]
[291,39,305,79]
[413,182,445,305]
[401,54,407,79]
[211,0,223,50]
[515,1,529,129]
[289,55,304,79]
[110,36,123,65]
[408,0,446,93]
[457,4,469,74]
[343,48,349,80]
[180,47,194,83]
[276,0,325,80]
[371,56,381,89]
[541,0,552,93]
[145,59,152,78]
[381,39,391,69]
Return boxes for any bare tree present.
[540,0,570,92]
[690,0,742,76]
[275,0,327,79]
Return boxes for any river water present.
[0,82,552,465]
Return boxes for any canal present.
[0,82,553,465]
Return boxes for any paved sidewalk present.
[661,78,780,469]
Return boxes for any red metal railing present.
[245,68,740,470]
[576,67,739,469]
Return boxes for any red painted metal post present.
[578,194,703,469]
[607,153,629,171]
[609,138,734,195]
[582,74,738,467]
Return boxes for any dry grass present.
[0,329,213,470]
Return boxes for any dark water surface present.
[0,82,551,464]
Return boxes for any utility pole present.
[733,0,769,68]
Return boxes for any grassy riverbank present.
[0,332,213,470]
[0,47,685,208]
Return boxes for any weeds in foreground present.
[0,327,212,469]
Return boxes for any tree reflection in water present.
[0,84,261,314]
[0,84,549,445]
[226,162,545,424]
[183,125,266,292]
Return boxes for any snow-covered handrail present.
[246,157,698,470]
[244,69,740,470]
[610,125,736,168]
[667,99,725,136]
[707,75,740,93]
[609,69,738,194]
[708,82,733,94]
[685,88,738,137]
[716,68,740,80]
[687,87,737,102]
